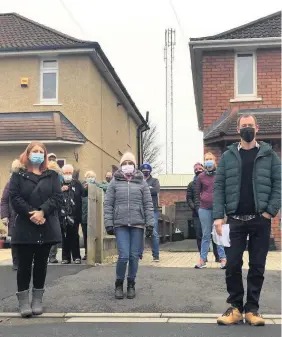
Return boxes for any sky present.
[0,0,280,173]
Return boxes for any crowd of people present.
[0,113,280,327]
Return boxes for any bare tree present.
[142,121,162,173]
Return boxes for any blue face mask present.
[30,153,44,165]
[87,178,95,184]
[205,160,215,169]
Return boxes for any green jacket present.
[213,142,281,220]
[97,181,109,192]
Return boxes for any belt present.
[231,214,257,221]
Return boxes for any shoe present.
[82,255,87,261]
[127,279,136,299]
[74,259,81,264]
[245,312,265,326]
[61,260,71,264]
[220,259,227,269]
[215,258,220,263]
[31,288,44,315]
[217,307,243,325]
[153,257,160,262]
[16,289,32,318]
[49,258,58,264]
[195,259,206,269]
[115,280,124,299]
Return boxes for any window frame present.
[234,52,257,99]
[40,59,59,104]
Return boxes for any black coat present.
[9,162,63,245]
[186,176,198,218]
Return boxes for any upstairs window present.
[40,60,58,103]
[235,53,257,97]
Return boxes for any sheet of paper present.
[212,224,230,247]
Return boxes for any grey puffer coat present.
[104,169,154,229]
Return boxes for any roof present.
[158,174,194,189]
[0,13,147,127]
[0,111,86,143]
[204,108,281,143]
[190,11,281,41]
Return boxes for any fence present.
[86,184,175,265]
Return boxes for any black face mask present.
[240,127,255,143]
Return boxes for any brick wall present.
[202,49,281,129]
[159,189,186,206]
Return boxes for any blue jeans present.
[115,226,144,281]
[198,208,226,261]
[152,210,160,258]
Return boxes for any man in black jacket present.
[186,163,219,262]
[140,163,160,262]
[60,164,85,264]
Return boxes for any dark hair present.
[237,114,257,127]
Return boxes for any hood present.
[11,159,62,174]
[114,169,144,183]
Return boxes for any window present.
[40,60,58,103]
[57,159,65,168]
[235,53,256,97]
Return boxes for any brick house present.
[189,11,281,248]
[0,13,148,194]
[158,174,193,206]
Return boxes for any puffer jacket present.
[104,169,154,229]
[9,159,63,245]
[213,142,281,219]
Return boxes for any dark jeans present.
[11,245,18,267]
[49,244,58,260]
[115,226,144,281]
[225,215,271,313]
[193,217,219,260]
[15,244,52,292]
[61,224,81,261]
[81,223,87,256]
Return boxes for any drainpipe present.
[137,111,149,168]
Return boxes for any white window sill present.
[230,97,262,103]
[34,103,62,106]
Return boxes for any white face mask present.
[121,164,135,175]
[63,174,73,183]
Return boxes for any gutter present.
[189,37,281,49]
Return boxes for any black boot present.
[127,279,136,299]
[115,280,124,299]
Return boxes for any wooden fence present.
[86,184,175,265]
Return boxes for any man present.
[47,153,59,263]
[140,163,160,262]
[214,114,281,326]
[186,163,219,262]
[60,164,85,264]
[98,172,113,192]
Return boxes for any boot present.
[127,279,136,299]
[115,280,124,299]
[31,288,44,315]
[16,289,32,318]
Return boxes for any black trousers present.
[81,223,87,256]
[225,215,271,313]
[193,217,219,260]
[11,245,18,267]
[61,224,81,261]
[15,244,52,292]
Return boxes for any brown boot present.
[245,312,265,326]
[217,307,243,325]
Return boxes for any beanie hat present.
[120,152,137,166]
[140,163,152,172]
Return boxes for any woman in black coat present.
[9,142,63,318]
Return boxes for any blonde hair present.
[85,170,96,179]
[204,152,217,167]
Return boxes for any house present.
[189,11,281,248]
[158,174,194,206]
[0,13,148,194]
